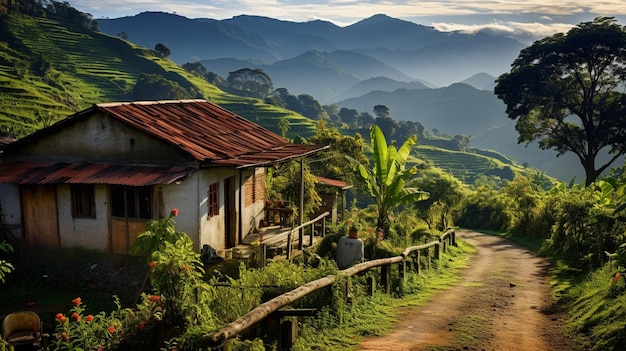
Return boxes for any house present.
[0,100,328,254]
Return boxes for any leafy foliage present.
[349,125,429,234]
[131,73,194,100]
[495,17,626,185]
[0,241,14,283]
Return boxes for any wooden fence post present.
[435,242,440,260]
[286,231,293,261]
[307,223,312,246]
[367,275,375,296]
[260,244,267,266]
[381,265,391,293]
[414,251,420,274]
[398,260,406,292]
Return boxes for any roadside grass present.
[294,239,475,350]
[564,264,626,350]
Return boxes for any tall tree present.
[154,43,171,58]
[227,68,274,99]
[495,17,626,186]
[349,125,429,234]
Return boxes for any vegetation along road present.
[357,230,587,351]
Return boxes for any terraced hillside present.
[414,145,553,186]
[0,13,318,138]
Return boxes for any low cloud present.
[432,21,575,43]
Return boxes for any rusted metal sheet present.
[95,100,327,166]
[314,176,352,190]
[0,161,196,186]
[1,100,328,173]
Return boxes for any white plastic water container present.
[336,237,364,269]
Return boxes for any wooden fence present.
[199,228,457,349]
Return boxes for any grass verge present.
[293,239,475,350]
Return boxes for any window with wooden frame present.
[71,184,96,218]
[110,185,153,219]
[208,182,219,218]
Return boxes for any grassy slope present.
[0,14,317,138]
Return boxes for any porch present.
[226,212,330,260]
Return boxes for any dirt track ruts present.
[357,230,587,351]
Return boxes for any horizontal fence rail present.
[201,228,456,348]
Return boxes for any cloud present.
[432,21,576,43]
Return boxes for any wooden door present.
[224,177,237,247]
[21,184,60,248]
[111,218,146,254]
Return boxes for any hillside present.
[0,11,318,139]
[0,5,560,186]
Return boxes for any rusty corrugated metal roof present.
[0,161,196,186]
[94,100,327,167]
[0,100,329,185]
[315,176,352,190]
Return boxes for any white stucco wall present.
[156,174,202,248]
[56,185,109,250]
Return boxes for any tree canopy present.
[495,17,626,186]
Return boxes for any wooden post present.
[398,260,406,292]
[286,231,293,261]
[280,317,297,351]
[443,240,447,253]
[381,265,391,293]
[309,222,314,246]
[414,251,420,274]
[435,242,440,260]
[299,158,304,250]
[260,244,267,266]
[321,216,326,237]
[367,275,375,296]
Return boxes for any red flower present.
[107,326,116,333]
[72,297,82,306]
[71,312,81,322]
[56,313,67,323]
[616,272,621,282]
[86,315,94,322]
[149,261,157,268]
[58,332,69,341]
[139,322,145,331]
[170,208,179,217]
[149,294,161,303]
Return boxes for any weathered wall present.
[56,184,109,250]
[7,112,193,165]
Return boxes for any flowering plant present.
[51,297,124,351]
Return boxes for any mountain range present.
[97,12,525,101]
[0,4,591,182]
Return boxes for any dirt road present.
[357,230,586,351]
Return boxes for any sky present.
[70,0,626,43]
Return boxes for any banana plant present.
[349,125,429,235]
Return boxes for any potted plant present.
[347,218,359,238]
